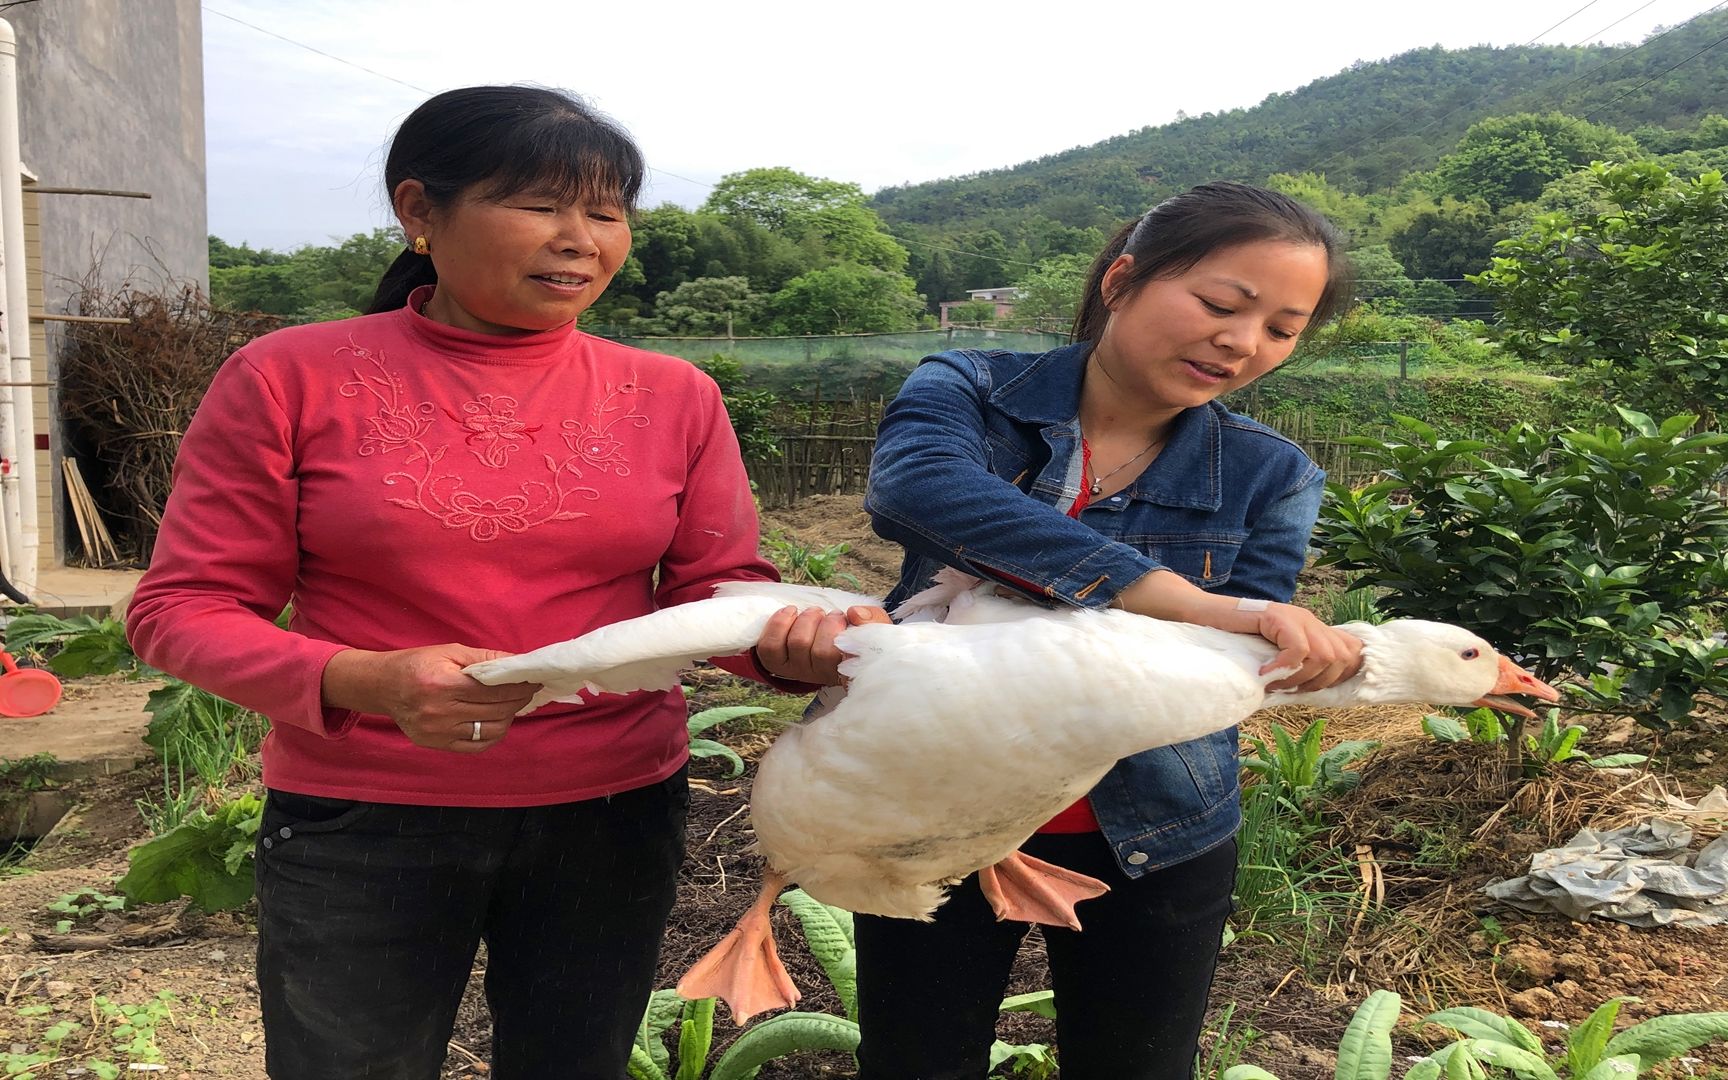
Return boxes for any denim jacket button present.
[278,826,293,839]
[1125,851,1150,865]
[262,837,274,850]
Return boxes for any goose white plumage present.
[464,574,1557,1022]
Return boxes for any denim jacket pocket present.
[1144,535,1246,589]
[984,429,1034,485]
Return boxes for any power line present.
[1581,19,1728,120]
[1297,0,1622,179]
[1306,0,1720,190]
[892,234,1043,270]
[204,6,433,95]
[204,5,701,192]
[1348,0,1726,191]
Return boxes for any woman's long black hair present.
[1071,182,1352,342]
[366,85,645,314]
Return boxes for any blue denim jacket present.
[865,345,1324,878]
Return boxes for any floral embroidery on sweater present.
[447,394,543,468]
[337,340,653,541]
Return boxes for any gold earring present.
[412,235,430,256]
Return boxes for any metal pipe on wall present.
[0,19,37,593]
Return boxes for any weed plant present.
[1232,779,1367,957]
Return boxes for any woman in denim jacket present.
[856,182,1359,1079]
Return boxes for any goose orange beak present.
[1472,655,1561,718]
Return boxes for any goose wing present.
[464,583,878,713]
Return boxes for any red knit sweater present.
[127,288,783,807]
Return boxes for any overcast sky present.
[202,0,1723,250]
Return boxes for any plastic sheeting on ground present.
[1485,819,1728,928]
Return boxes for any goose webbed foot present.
[677,871,799,1024]
[978,851,1110,931]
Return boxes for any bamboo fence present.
[745,403,1380,508]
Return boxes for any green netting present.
[605,328,1070,366]
[605,328,1071,401]
[602,331,1465,401]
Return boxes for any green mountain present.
[873,8,1728,238]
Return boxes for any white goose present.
[465,576,1557,1022]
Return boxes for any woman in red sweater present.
[126,85,865,1079]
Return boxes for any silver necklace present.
[1088,435,1166,496]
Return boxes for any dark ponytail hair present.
[366,85,645,314]
[1071,182,1352,343]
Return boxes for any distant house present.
[7,0,207,572]
[939,286,1024,328]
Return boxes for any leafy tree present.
[1350,245,1414,310]
[1265,172,1385,244]
[208,228,399,322]
[291,228,401,315]
[944,299,1000,326]
[208,262,303,317]
[766,264,924,334]
[908,245,965,314]
[1431,112,1640,210]
[692,354,779,461]
[1012,253,1091,330]
[705,168,910,277]
[208,235,288,269]
[628,205,703,297]
[1408,279,1461,318]
[800,203,909,272]
[704,167,864,231]
[643,276,763,336]
[1473,160,1728,422]
[1389,200,1502,284]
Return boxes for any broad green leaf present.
[1588,754,1650,768]
[675,996,715,1080]
[117,794,263,912]
[709,1012,860,1080]
[45,632,135,678]
[1577,1055,1641,1080]
[687,706,773,736]
[999,990,1057,1019]
[1405,1054,1445,1080]
[1611,406,1658,438]
[1336,989,1400,1080]
[779,888,857,1020]
[689,739,746,778]
[4,612,107,653]
[1446,1044,1487,1080]
[1603,1012,1728,1066]
[1222,1066,1283,1080]
[1423,715,1468,742]
[638,988,684,1072]
[1457,1038,1560,1080]
[1568,996,1633,1075]
[1421,1007,1544,1053]
[627,1044,669,1080]
[988,1040,1057,1073]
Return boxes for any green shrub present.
[1317,409,1728,733]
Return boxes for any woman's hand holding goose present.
[753,603,893,685]
[1114,567,1365,692]
[1242,604,1364,692]
[322,644,541,752]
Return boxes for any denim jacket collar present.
[989,342,1222,513]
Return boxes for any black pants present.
[253,772,688,1080]
[854,832,1236,1080]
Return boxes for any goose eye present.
[1460,648,1480,660]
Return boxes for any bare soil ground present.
[1,493,1724,1078]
